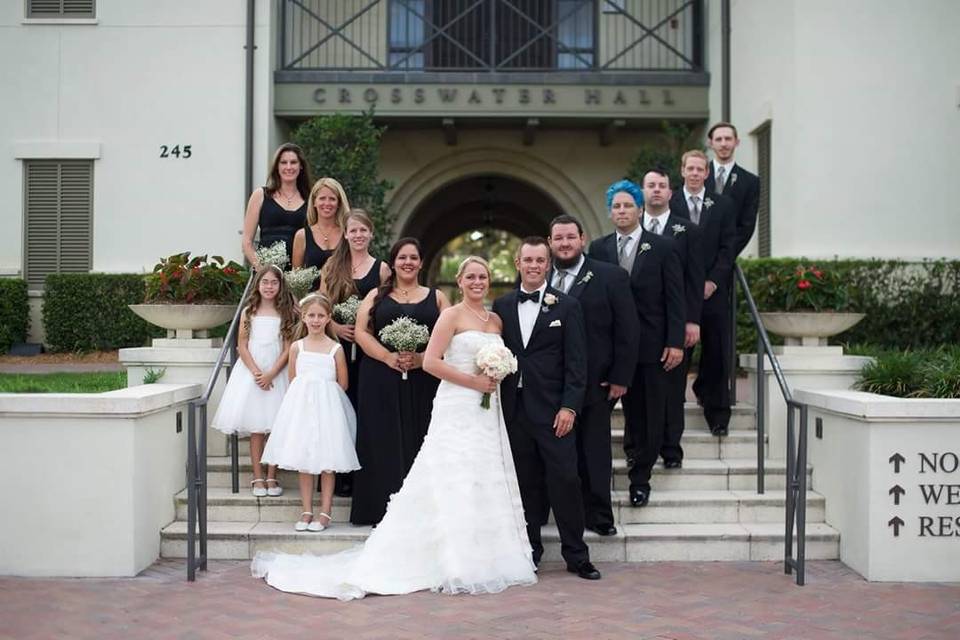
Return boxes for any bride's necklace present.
[464,303,490,323]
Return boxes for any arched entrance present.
[401,175,561,275]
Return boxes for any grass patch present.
[0,371,127,393]
[856,346,960,399]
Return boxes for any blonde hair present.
[306,177,351,227]
[681,149,709,169]
[456,256,491,280]
[297,293,339,342]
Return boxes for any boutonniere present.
[577,270,594,285]
[638,242,652,254]
[704,197,714,209]
[541,292,558,313]
[729,173,738,186]
[671,224,686,235]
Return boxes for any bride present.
[251,256,538,599]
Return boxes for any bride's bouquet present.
[475,343,518,409]
[332,295,362,361]
[378,316,430,380]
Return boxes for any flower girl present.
[212,265,298,497]
[262,294,360,531]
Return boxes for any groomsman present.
[547,214,640,536]
[639,170,705,468]
[670,150,737,437]
[494,238,600,580]
[588,179,684,508]
[706,122,761,256]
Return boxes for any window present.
[26,0,95,18]
[557,0,594,69]
[389,0,426,69]
[23,160,93,289]
[753,121,771,258]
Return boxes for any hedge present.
[42,274,161,352]
[0,279,29,353]
[736,258,960,355]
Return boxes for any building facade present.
[2,0,958,318]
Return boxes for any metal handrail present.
[734,263,808,586]
[186,273,256,581]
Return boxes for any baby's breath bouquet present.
[255,241,289,270]
[475,343,518,409]
[333,295,362,361]
[378,316,430,380]
[284,266,321,298]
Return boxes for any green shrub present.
[43,274,161,352]
[0,278,29,353]
[625,121,700,189]
[737,258,960,354]
[144,252,247,304]
[856,347,960,399]
[292,109,395,259]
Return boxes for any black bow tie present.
[518,290,541,304]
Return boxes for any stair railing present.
[734,263,808,586]
[185,273,255,581]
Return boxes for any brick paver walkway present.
[1,560,957,639]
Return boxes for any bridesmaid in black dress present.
[292,177,350,275]
[241,143,311,270]
[351,238,451,525]
[320,210,391,497]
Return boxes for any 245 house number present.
[160,145,193,158]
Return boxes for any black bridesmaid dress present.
[257,190,306,269]
[350,290,442,525]
[302,225,336,272]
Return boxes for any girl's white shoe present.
[250,479,268,498]
[307,512,331,532]
[295,512,314,532]
[265,478,283,497]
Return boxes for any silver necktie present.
[648,218,660,235]
[716,165,727,194]
[690,195,701,225]
[617,235,631,270]
[553,270,567,293]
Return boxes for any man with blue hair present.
[589,178,684,508]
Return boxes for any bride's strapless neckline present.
[453,329,500,339]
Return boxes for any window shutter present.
[754,121,772,258]
[28,0,95,18]
[24,160,93,289]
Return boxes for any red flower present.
[797,280,812,290]
[223,267,236,275]
[812,269,824,279]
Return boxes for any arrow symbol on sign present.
[889,453,906,473]
[888,516,904,537]
[889,485,906,505]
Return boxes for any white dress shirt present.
[616,225,643,256]
[551,254,585,294]
[684,186,706,221]
[643,210,671,234]
[518,282,547,348]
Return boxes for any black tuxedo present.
[549,257,640,529]
[665,192,738,454]
[493,286,589,566]
[706,163,760,256]
[588,230,683,495]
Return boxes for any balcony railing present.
[279,0,703,74]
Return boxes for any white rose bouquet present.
[333,295,362,361]
[378,316,430,380]
[284,266,320,299]
[255,240,289,270]
[474,343,518,409]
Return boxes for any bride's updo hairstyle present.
[297,293,339,342]
[455,256,491,281]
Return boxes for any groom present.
[493,237,600,580]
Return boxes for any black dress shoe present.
[710,425,729,437]
[587,524,618,536]
[630,488,650,507]
[664,459,683,469]
[567,560,602,580]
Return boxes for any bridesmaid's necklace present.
[279,188,299,207]
[464,302,490,323]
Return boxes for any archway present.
[400,174,564,300]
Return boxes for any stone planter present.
[759,311,865,347]
[128,303,235,340]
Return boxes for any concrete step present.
[610,429,765,460]
[176,487,825,526]
[160,520,838,563]
[227,402,760,456]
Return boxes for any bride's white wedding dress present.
[251,330,538,599]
